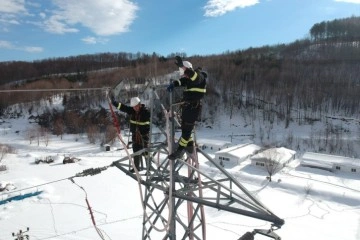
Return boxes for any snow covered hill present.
[0,116,360,240]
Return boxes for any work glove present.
[167,83,174,92]
[108,91,115,104]
[175,56,183,68]
[111,96,119,107]
[112,100,119,108]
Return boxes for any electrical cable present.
[70,178,108,240]
[189,128,207,239]
[0,177,71,197]
[107,90,172,233]
[0,88,109,93]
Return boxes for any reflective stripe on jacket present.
[176,68,207,102]
[118,104,150,135]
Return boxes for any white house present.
[250,147,296,170]
[197,138,233,152]
[214,142,261,167]
[301,152,360,174]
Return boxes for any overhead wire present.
[0,177,70,197]
[0,88,109,93]
[1,86,173,237]
[189,126,207,239]
[1,86,204,238]
[69,178,109,240]
[107,88,173,234]
[0,171,114,240]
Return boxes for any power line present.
[0,88,109,93]
[0,177,71,197]
[0,166,112,197]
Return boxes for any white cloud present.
[23,46,43,53]
[0,0,27,26]
[0,16,20,25]
[334,0,360,3]
[0,0,26,14]
[82,36,109,44]
[39,12,46,19]
[204,0,259,17]
[0,40,13,49]
[43,14,79,34]
[0,40,43,53]
[43,0,139,36]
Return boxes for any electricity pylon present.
[110,78,284,240]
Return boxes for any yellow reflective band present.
[175,79,181,85]
[130,120,150,125]
[190,71,198,81]
[184,88,206,93]
[179,138,188,147]
[117,103,122,109]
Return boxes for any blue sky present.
[1,0,360,62]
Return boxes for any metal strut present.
[109,79,284,240]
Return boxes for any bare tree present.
[41,127,50,147]
[0,144,15,163]
[86,124,99,144]
[64,111,84,134]
[104,125,117,145]
[54,117,65,139]
[0,145,7,163]
[35,127,41,146]
[25,128,36,144]
[262,148,282,182]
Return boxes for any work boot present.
[130,166,140,173]
[168,148,184,160]
[186,141,194,154]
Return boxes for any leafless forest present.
[1,16,359,157]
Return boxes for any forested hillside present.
[1,16,359,157]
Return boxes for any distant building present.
[250,147,296,170]
[197,138,233,152]
[214,143,261,167]
[301,152,360,174]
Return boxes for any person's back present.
[180,67,207,102]
[167,56,207,160]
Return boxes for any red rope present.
[85,197,97,226]
[107,96,129,150]
[108,100,121,135]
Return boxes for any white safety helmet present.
[179,61,193,75]
[130,97,141,107]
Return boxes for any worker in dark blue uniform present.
[167,56,207,160]
[111,96,150,172]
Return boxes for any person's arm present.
[175,56,197,81]
[111,97,121,109]
[111,97,134,114]
[183,67,197,81]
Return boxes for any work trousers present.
[131,131,149,170]
[178,101,202,149]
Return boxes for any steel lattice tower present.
[111,78,284,240]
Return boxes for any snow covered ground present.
[0,117,360,240]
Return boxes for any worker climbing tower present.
[109,76,284,240]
